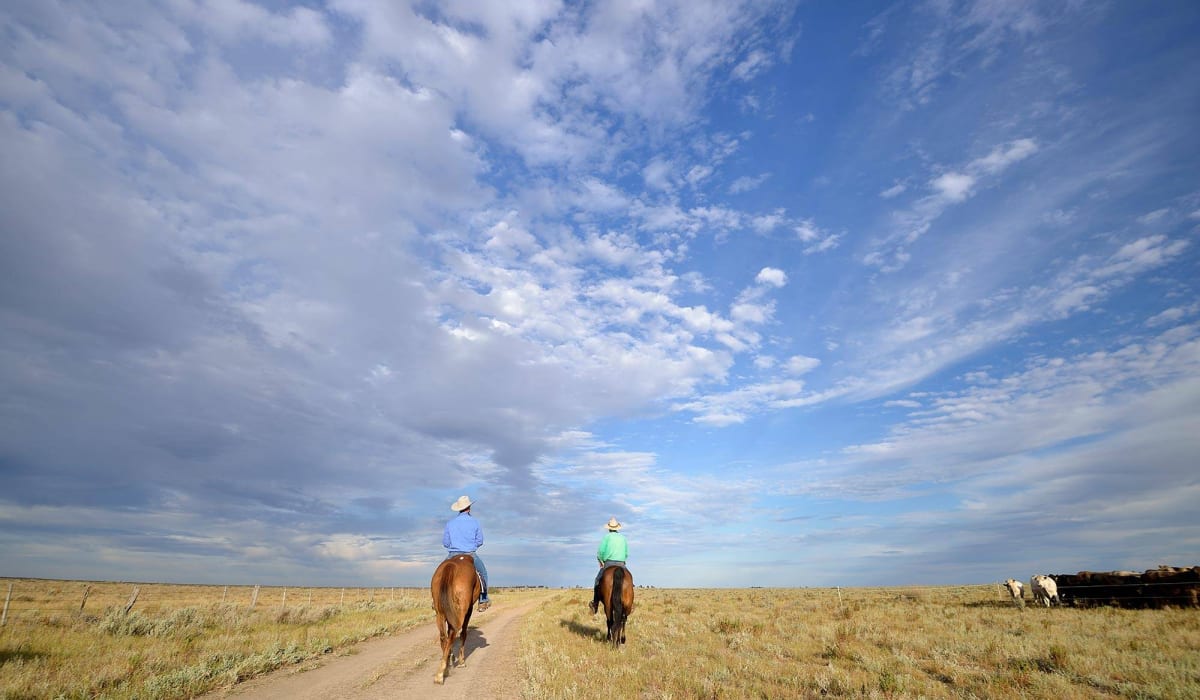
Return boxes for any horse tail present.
[610,566,625,624]
[439,587,453,627]
[436,566,457,630]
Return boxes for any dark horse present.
[598,565,634,648]
[430,554,481,684]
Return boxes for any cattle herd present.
[1003,566,1200,609]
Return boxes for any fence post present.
[251,585,260,608]
[80,584,92,612]
[222,586,228,604]
[281,587,287,611]
[340,588,344,606]
[123,586,140,615]
[1,582,11,626]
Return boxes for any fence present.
[0,578,427,625]
[1051,568,1200,608]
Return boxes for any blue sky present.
[1,1,1198,588]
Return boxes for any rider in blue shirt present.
[443,495,490,610]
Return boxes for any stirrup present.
[477,600,490,611]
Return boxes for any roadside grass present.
[0,578,542,699]
[518,586,1200,699]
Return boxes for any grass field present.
[518,586,1200,699]
[1,579,1198,698]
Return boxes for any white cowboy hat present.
[450,495,473,512]
[606,517,622,531]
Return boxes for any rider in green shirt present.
[590,517,627,614]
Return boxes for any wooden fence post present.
[250,585,260,608]
[340,588,344,606]
[123,586,140,615]
[281,588,287,611]
[222,586,228,603]
[79,584,92,612]
[1,583,11,626]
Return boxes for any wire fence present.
[1053,579,1200,607]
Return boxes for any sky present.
[1,1,1198,589]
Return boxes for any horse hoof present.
[434,676,444,685]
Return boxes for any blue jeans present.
[447,551,488,599]
[595,560,625,584]
[593,560,625,602]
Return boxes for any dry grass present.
[518,586,1200,699]
[4,580,1197,699]
[0,578,446,699]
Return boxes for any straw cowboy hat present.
[606,517,622,531]
[450,495,473,512]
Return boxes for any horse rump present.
[602,565,634,648]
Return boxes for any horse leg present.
[434,615,452,684]
[457,601,474,666]
[455,624,468,666]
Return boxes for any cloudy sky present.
[2,1,1198,589]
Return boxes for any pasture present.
[1,579,1197,698]
[521,586,1200,699]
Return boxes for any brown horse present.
[430,554,481,684]
[599,565,634,648]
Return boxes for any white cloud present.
[643,158,675,191]
[866,137,1038,271]
[795,219,841,254]
[751,210,786,232]
[1145,306,1195,327]
[732,49,772,81]
[785,355,821,375]
[755,267,787,287]
[972,138,1038,174]
[729,173,770,194]
[931,171,975,202]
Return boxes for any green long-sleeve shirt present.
[596,531,628,563]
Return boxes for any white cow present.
[1030,574,1059,607]
[1004,578,1024,605]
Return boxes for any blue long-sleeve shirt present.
[443,512,484,552]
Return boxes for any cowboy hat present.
[450,495,473,512]
[606,517,622,531]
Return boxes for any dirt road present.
[199,599,537,700]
